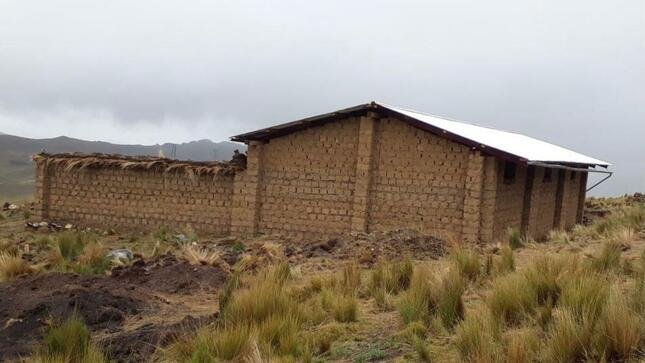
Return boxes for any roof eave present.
[230,102,376,143]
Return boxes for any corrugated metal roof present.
[379,103,610,167]
[231,102,610,167]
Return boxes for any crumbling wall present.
[367,117,470,239]
[257,118,360,237]
[35,156,236,235]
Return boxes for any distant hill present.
[0,133,242,199]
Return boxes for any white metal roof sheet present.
[379,103,610,167]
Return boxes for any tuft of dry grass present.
[612,226,636,247]
[169,324,254,362]
[454,307,501,363]
[75,243,109,275]
[496,246,515,275]
[340,262,361,296]
[450,246,481,281]
[412,337,434,362]
[591,240,623,272]
[559,272,609,324]
[486,273,537,326]
[503,328,539,363]
[56,231,92,261]
[547,229,571,244]
[170,263,311,361]
[397,266,435,325]
[436,268,465,329]
[180,244,222,266]
[0,252,33,281]
[0,240,19,256]
[522,254,571,305]
[545,309,594,363]
[32,314,107,363]
[331,294,358,322]
[597,292,643,360]
[368,257,414,295]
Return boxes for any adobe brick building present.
[33,102,610,243]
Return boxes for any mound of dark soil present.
[111,253,229,294]
[0,273,150,360]
[0,254,229,362]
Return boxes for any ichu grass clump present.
[32,314,107,363]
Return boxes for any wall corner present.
[350,112,378,234]
[230,140,265,235]
[34,159,51,220]
[461,150,485,243]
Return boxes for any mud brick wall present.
[367,117,470,239]
[492,161,528,241]
[560,170,582,229]
[522,166,560,239]
[40,166,234,235]
[34,113,590,243]
[257,118,360,237]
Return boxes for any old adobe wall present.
[35,160,235,235]
[34,113,588,242]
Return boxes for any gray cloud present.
[0,0,643,195]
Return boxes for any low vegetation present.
[1,200,643,362]
[29,315,107,363]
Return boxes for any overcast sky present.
[0,0,643,196]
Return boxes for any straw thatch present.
[32,152,242,178]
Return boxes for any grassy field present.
[1,198,644,362]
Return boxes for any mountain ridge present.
[0,132,242,199]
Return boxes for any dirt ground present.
[0,203,447,362]
[0,196,643,362]
[0,253,227,361]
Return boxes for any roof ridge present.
[375,101,526,136]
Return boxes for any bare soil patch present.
[0,254,228,362]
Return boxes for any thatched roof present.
[32,152,242,178]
